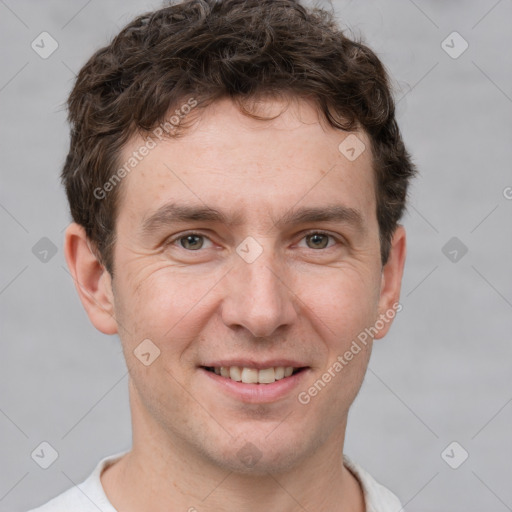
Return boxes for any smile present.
[203,366,306,384]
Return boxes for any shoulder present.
[343,454,405,512]
[26,450,129,512]
[26,486,98,512]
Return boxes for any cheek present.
[114,265,221,345]
[295,270,378,418]
[296,265,381,343]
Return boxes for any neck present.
[101,380,365,512]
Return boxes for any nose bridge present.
[245,251,285,305]
[221,239,297,337]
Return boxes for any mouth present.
[199,363,311,403]
[201,365,308,385]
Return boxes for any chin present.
[202,428,310,476]
[215,445,305,476]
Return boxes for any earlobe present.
[374,225,407,340]
[63,223,118,335]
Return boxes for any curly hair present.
[62,0,417,274]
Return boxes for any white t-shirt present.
[27,451,404,512]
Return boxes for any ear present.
[63,223,118,335]
[374,225,407,340]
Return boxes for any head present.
[63,0,416,475]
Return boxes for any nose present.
[220,247,298,338]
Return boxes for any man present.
[29,0,416,510]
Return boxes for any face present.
[88,96,404,474]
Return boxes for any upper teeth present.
[214,366,295,384]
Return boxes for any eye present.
[299,231,339,250]
[168,232,213,251]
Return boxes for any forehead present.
[117,96,376,227]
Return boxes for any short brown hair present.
[62,0,417,274]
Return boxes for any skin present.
[64,95,406,512]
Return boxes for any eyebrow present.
[140,204,243,235]
[140,202,366,236]
[273,205,365,233]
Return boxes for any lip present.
[200,359,307,370]
[199,366,310,403]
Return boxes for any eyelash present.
[166,230,343,251]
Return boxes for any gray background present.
[1,0,511,511]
